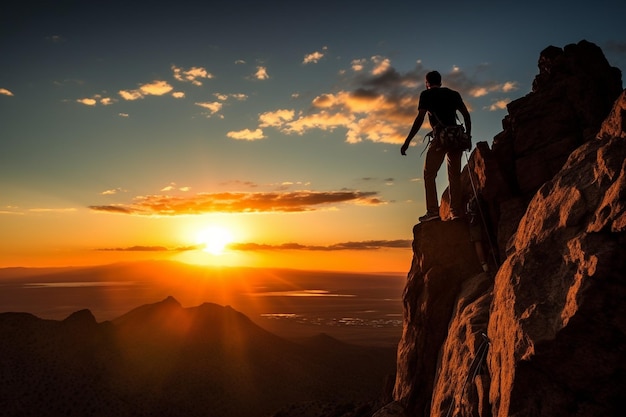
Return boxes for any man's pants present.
[423,145,462,216]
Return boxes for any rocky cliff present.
[377,40,625,417]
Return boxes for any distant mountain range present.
[0,260,405,347]
[0,296,396,417]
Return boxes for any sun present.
[195,226,234,255]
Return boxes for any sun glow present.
[196,226,234,255]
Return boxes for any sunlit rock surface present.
[389,41,625,417]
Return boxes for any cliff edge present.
[377,40,625,417]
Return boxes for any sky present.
[1,0,625,272]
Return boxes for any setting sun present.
[196,226,234,255]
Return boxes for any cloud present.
[119,89,144,101]
[230,239,411,251]
[99,239,410,253]
[77,98,97,106]
[195,101,223,116]
[88,190,383,216]
[228,93,248,101]
[238,57,520,145]
[28,208,77,213]
[254,66,269,80]
[172,65,213,86]
[140,80,174,96]
[0,88,14,96]
[303,47,327,64]
[351,59,367,71]
[119,80,174,100]
[97,245,200,252]
[227,128,266,141]
[219,180,259,188]
[486,99,511,111]
[160,182,191,192]
[76,94,115,106]
[469,81,518,98]
[371,56,391,76]
[259,109,295,127]
[214,92,248,102]
[100,188,127,195]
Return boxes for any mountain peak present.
[63,309,97,326]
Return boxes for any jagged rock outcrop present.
[441,40,622,262]
[384,41,625,417]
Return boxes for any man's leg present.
[447,150,463,217]
[423,145,446,214]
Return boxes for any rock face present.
[389,40,625,417]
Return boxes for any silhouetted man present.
[401,70,471,222]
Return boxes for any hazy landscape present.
[0,260,405,346]
[0,261,405,416]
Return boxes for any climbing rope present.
[464,151,500,269]
[444,332,490,417]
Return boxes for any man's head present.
[425,71,442,88]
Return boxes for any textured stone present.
[382,41,626,417]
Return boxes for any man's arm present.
[401,109,427,155]
[458,101,471,137]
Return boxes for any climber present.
[400,70,472,222]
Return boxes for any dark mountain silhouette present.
[0,261,405,348]
[0,296,395,417]
[375,40,625,417]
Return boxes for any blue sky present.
[1,0,624,270]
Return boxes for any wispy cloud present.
[119,80,174,100]
[0,205,23,215]
[0,88,14,96]
[97,245,200,252]
[100,188,127,196]
[77,98,97,106]
[469,81,518,98]
[172,65,213,86]
[97,240,410,252]
[226,128,265,141]
[229,56,518,145]
[160,182,191,192]
[195,101,223,117]
[230,239,411,251]
[76,94,115,106]
[88,190,384,216]
[259,109,295,127]
[486,99,511,111]
[253,66,270,80]
[303,47,327,64]
[28,208,78,213]
[1,206,78,215]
